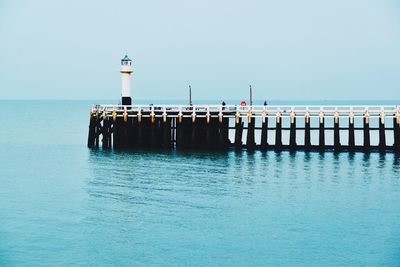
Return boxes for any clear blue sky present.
[0,0,399,101]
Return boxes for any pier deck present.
[88,104,400,152]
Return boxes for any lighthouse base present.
[122,97,132,105]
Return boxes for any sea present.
[0,100,400,266]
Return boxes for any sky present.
[0,0,399,101]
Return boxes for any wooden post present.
[275,112,282,150]
[319,111,325,150]
[172,117,176,147]
[108,120,113,149]
[204,114,211,149]
[260,115,268,150]
[348,112,355,151]
[304,111,311,150]
[176,118,183,149]
[289,111,296,150]
[210,117,220,149]
[127,117,136,149]
[246,115,256,150]
[113,117,121,149]
[176,113,186,149]
[218,117,224,149]
[87,112,96,148]
[102,117,112,149]
[162,117,172,149]
[150,117,161,148]
[197,117,207,149]
[102,117,109,149]
[135,113,144,148]
[190,119,197,149]
[379,110,386,151]
[394,111,400,152]
[234,117,243,149]
[94,115,100,148]
[217,107,227,149]
[121,112,129,149]
[334,111,341,151]
[363,111,370,151]
[219,117,230,149]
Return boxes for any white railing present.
[91,104,400,118]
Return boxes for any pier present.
[88,104,400,152]
[87,55,400,152]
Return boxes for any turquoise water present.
[1,101,400,266]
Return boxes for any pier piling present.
[333,111,341,150]
[275,113,282,150]
[260,116,268,150]
[246,116,256,150]
[304,112,311,150]
[150,117,161,148]
[394,114,400,152]
[220,117,230,149]
[289,111,296,150]
[379,111,386,151]
[319,111,325,150]
[234,117,243,149]
[113,117,121,149]
[102,116,112,149]
[363,111,370,151]
[87,112,96,148]
[162,117,172,149]
[348,113,355,151]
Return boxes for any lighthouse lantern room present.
[120,54,133,105]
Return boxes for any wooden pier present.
[87,104,400,152]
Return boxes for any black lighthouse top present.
[121,54,132,66]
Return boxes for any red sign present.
[241,101,247,106]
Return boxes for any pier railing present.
[88,104,400,152]
[92,104,400,118]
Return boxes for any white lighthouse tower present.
[120,54,133,105]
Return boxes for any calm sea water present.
[1,100,400,266]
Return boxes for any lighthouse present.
[120,54,133,105]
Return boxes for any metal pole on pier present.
[249,85,253,106]
[189,85,192,106]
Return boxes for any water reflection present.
[393,155,400,174]
[83,149,400,266]
[87,149,400,207]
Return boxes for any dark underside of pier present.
[88,111,400,153]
